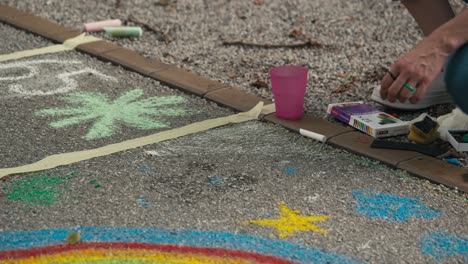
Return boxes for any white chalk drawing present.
[0,59,117,97]
[9,68,117,96]
[0,60,81,81]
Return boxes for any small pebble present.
[65,231,81,245]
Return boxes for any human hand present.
[380,36,450,104]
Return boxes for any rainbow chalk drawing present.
[419,231,468,261]
[36,89,189,140]
[352,189,441,222]
[5,171,79,205]
[0,227,361,263]
[246,202,329,239]
[0,60,117,97]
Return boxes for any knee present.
[445,43,468,113]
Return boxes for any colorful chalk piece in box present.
[447,130,468,152]
[463,133,468,143]
[104,27,143,37]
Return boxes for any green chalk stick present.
[104,27,142,37]
[463,133,468,143]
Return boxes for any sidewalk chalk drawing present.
[246,202,329,239]
[283,167,299,175]
[0,59,116,97]
[144,122,312,158]
[419,231,468,261]
[36,89,190,140]
[0,60,80,81]
[0,227,361,264]
[9,68,117,96]
[352,189,441,222]
[4,170,80,206]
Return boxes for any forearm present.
[429,8,468,55]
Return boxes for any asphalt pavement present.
[0,22,467,264]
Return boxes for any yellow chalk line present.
[0,33,101,62]
[0,102,266,179]
[4,248,256,264]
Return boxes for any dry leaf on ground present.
[251,80,269,89]
[289,28,305,38]
[332,78,358,93]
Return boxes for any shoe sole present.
[371,86,453,110]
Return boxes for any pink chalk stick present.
[83,19,122,32]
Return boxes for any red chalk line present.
[0,242,298,264]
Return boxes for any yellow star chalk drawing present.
[246,202,329,239]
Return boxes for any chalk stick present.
[299,129,327,143]
[83,19,122,32]
[463,133,468,143]
[104,27,143,38]
[444,158,462,166]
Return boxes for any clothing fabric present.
[442,1,468,112]
[445,43,468,113]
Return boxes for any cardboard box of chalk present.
[447,130,468,152]
[327,101,409,138]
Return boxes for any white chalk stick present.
[83,19,122,32]
[299,128,327,143]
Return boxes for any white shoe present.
[371,73,453,110]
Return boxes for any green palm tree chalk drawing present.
[36,89,189,140]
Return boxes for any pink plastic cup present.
[270,65,308,120]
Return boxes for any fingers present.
[380,65,420,103]
[380,73,394,100]
[410,80,430,104]
[386,73,409,103]
[398,79,418,103]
